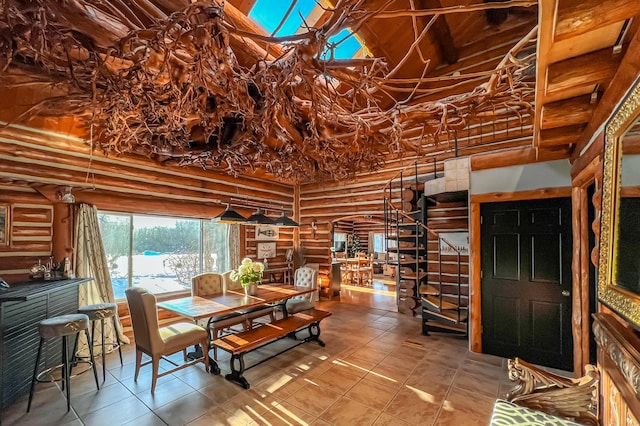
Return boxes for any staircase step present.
[419,284,439,296]
[423,307,468,324]
[402,272,428,280]
[422,295,459,310]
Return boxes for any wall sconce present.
[57,186,75,204]
[311,219,318,239]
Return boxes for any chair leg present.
[134,350,142,382]
[85,329,100,390]
[111,315,123,366]
[100,318,107,382]
[62,335,70,412]
[151,356,160,394]
[27,337,44,412]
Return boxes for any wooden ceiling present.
[0,1,638,184]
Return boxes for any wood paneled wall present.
[0,184,53,283]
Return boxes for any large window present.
[373,233,386,254]
[98,212,230,299]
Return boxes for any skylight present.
[249,0,364,59]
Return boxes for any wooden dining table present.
[157,283,316,321]
[157,283,317,372]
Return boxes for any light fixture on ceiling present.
[273,212,299,227]
[213,205,247,224]
[245,209,273,225]
[58,186,75,204]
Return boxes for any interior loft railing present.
[383,161,464,324]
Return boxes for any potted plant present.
[230,257,264,295]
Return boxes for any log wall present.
[0,184,54,283]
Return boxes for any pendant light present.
[245,208,273,225]
[273,211,299,227]
[213,205,247,224]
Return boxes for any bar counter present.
[0,278,90,418]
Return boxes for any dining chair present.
[287,266,319,314]
[125,287,209,393]
[192,272,249,359]
[221,270,275,329]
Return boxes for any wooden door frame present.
[570,156,601,376]
[469,187,589,376]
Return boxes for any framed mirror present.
[599,77,640,328]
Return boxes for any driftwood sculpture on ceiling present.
[0,0,537,182]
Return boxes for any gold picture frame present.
[598,77,640,328]
[0,204,9,246]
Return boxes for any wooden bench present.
[211,309,331,388]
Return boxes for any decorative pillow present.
[490,400,582,426]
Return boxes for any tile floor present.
[1,288,514,426]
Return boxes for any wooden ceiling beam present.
[419,0,458,65]
[470,145,571,171]
[532,0,558,148]
[546,48,621,98]
[540,95,596,130]
[555,0,639,42]
[571,25,640,160]
[539,124,586,147]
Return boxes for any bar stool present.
[78,303,123,382]
[28,314,99,413]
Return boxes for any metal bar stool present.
[28,314,99,413]
[78,303,123,382]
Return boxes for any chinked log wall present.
[0,185,53,283]
[0,124,295,282]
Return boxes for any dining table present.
[156,283,317,371]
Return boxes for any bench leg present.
[303,322,326,347]
[225,354,250,389]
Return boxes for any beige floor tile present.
[310,364,362,394]
[285,382,341,417]
[153,391,217,426]
[249,400,316,425]
[320,397,381,426]
[185,406,237,426]
[383,386,443,424]
[344,377,398,409]
[79,396,152,426]
[371,412,412,426]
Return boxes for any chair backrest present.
[192,272,224,296]
[294,266,319,303]
[125,287,162,354]
[222,270,242,291]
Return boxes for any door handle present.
[561,290,570,297]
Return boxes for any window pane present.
[203,221,230,273]
[132,216,200,294]
[98,213,131,299]
[373,233,386,253]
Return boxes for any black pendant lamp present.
[245,209,273,225]
[273,212,299,227]
[213,205,247,224]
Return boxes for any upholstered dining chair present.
[221,270,275,329]
[124,287,209,393]
[192,272,248,359]
[287,266,319,314]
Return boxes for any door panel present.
[481,198,572,371]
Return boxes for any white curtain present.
[229,224,241,269]
[75,203,129,356]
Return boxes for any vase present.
[244,282,259,296]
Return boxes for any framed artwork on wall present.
[257,242,277,259]
[255,225,279,240]
[0,204,9,246]
[256,243,276,259]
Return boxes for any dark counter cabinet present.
[0,278,90,418]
